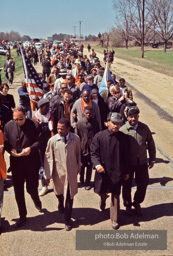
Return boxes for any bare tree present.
[149,0,173,52]
[0,31,21,41]
[129,0,152,47]
[113,0,133,48]
[109,27,124,47]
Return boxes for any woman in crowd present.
[0,83,15,118]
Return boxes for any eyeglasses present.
[114,91,120,94]
[61,87,67,89]
[14,118,24,121]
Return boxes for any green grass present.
[0,49,23,84]
[87,44,173,77]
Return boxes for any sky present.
[0,0,115,39]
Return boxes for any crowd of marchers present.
[0,41,156,233]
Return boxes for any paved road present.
[0,54,173,256]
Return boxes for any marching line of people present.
[0,41,156,233]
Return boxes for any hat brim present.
[110,118,123,123]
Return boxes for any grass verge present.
[85,44,173,77]
[0,49,23,84]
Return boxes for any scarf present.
[34,109,53,131]
[81,98,92,113]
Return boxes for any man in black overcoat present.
[90,112,129,230]
[4,106,42,228]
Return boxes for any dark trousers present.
[5,71,8,81]
[43,70,51,81]
[122,163,149,207]
[12,166,39,218]
[56,184,73,224]
[80,155,92,186]
[8,72,14,84]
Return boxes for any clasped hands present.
[11,147,31,157]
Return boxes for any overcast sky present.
[0,0,115,39]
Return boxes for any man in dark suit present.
[52,89,74,134]
[91,113,129,230]
[42,56,52,81]
[4,106,42,228]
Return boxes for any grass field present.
[0,49,23,84]
[86,44,173,77]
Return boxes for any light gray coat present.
[70,98,102,130]
[44,132,81,199]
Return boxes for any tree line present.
[0,31,98,44]
[112,0,173,52]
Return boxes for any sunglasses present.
[14,118,24,121]
[114,91,120,94]
[61,87,67,89]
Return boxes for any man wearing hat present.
[33,98,53,196]
[81,75,98,94]
[91,112,129,230]
[120,106,156,216]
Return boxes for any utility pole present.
[78,21,82,43]
[142,0,145,58]
[73,26,76,38]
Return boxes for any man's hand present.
[118,95,125,102]
[96,165,105,173]
[149,162,155,169]
[11,149,20,157]
[22,147,31,156]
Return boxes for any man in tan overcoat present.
[44,118,81,231]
